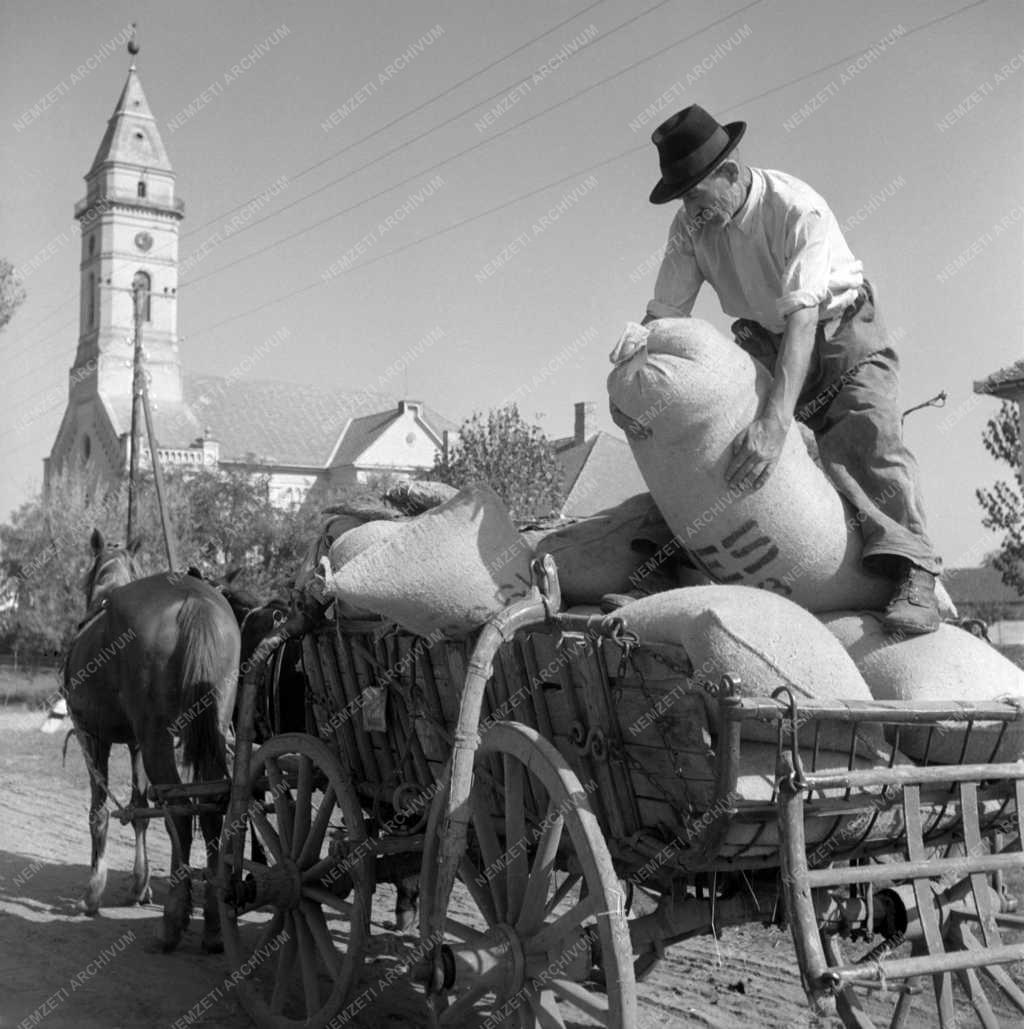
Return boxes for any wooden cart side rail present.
[727,696,1024,725]
[796,761,1024,791]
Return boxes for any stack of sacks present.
[521,492,708,607]
[321,484,534,637]
[610,586,913,853]
[822,613,1024,763]
[606,319,957,616]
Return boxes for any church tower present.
[49,53,195,483]
[73,63,184,407]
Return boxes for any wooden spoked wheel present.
[218,733,372,1029]
[419,721,637,1028]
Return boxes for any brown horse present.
[63,529,241,953]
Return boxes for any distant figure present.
[622,104,941,635]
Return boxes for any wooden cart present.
[215,556,1024,1028]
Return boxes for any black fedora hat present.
[649,104,746,204]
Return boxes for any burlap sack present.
[607,319,907,613]
[321,484,534,637]
[821,612,1024,763]
[327,519,403,571]
[611,586,882,752]
[522,492,705,605]
[721,741,916,858]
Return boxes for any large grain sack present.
[327,519,403,571]
[522,492,706,605]
[721,741,916,860]
[607,319,951,614]
[821,612,1024,763]
[321,484,534,637]
[610,585,882,752]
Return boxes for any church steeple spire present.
[88,65,172,177]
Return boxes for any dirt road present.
[0,708,956,1029]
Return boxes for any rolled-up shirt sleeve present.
[776,207,832,321]
[647,212,703,320]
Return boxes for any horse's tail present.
[177,594,237,781]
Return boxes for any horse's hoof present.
[202,935,224,955]
[78,897,101,917]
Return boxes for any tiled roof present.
[329,410,399,466]
[103,394,200,449]
[178,375,454,469]
[555,431,647,518]
[974,359,1024,398]
[943,566,1024,606]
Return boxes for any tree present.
[976,400,1024,593]
[0,258,26,333]
[431,404,564,522]
[0,463,322,661]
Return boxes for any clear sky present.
[1,0,1021,568]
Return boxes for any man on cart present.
[623,103,941,636]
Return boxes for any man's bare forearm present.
[763,307,818,428]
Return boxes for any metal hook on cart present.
[605,620,639,680]
[771,686,808,791]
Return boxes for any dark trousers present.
[731,283,941,575]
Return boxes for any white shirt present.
[647,167,864,334]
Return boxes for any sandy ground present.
[0,707,998,1029]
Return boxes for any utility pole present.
[125,275,178,569]
[125,276,145,543]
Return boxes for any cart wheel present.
[218,733,372,1029]
[418,720,637,1028]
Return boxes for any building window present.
[132,271,151,322]
[88,235,96,257]
[137,180,147,198]
[88,273,95,327]
[83,435,91,460]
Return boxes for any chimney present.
[574,401,596,444]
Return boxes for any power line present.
[178,0,615,241]
[179,0,762,289]
[2,0,638,357]
[182,0,990,336]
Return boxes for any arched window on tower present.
[133,271,151,323]
[137,180,147,198]
[88,273,95,327]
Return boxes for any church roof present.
[182,374,454,468]
[89,67,172,175]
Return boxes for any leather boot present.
[882,561,941,636]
